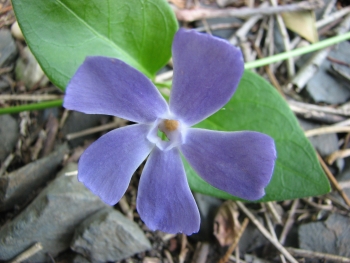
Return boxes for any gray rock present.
[299,213,350,257]
[0,163,107,262]
[298,118,343,170]
[0,29,18,67]
[239,216,269,253]
[192,192,222,241]
[0,144,69,211]
[0,76,11,91]
[298,118,339,157]
[71,207,151,262]
[73,255,91,263]
[0,114,19,162]
[15,46,49,89]
[305,41,350,104]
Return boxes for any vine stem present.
[0,99,63,114]
[244,31,350,69]
[1,31,350,114]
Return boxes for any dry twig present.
[0,94,63,101]
[8,243,43,263]
[287,247,350,262]
[66,121,121,140]
[305,126,350,137]
[175,0,323,22]
[0,153,14,176]
[218,218,249,263]
[236,201,299,263]
[317,152,350,207]
[326,149,350,165]
[270,0,295,78]
[279,199,299,245]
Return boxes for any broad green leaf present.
[12,0,178,90]
[185,70,330,202]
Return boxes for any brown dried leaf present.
[213,201,241,246]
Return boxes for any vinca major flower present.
[64,29,276,234]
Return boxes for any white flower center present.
[147,118,186,151]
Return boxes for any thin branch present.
[279,199,299,245]
[236,201,299,263]
[195,22,241,32]
[317,152,350,207]
[305,126,350,137]
[263,204,287,263]
[270,0,295,78]
[253,44,285,97]
[66,121,121,140]
[290,48,331,92]
[316,6,350,28]
[175,0,323,22]
[219,218,249,263]
[266,202,282,224]
[0,153,14,176]
[326,149,350,165]
[287,247,350,262]
[0,94,63,101]
[288,100,350,116]
[9,243,43,263]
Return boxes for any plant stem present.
[245,32,350,69]
[0,99,63,114]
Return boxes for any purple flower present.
[64,29,276,235]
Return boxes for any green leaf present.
[12,0,178,90]
[185,70,331,202]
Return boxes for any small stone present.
[15,46,49,89]
[0,144,69,211]
[0,163,107,262]
[192,192,222,241]
[298,118,339,157]
[305,42,350,104]
[0,114,19,162]
[299,213,350,257]
[239,216,269,254]
[0,29,18,67]
[0,76,11,91]
[73,254,91,263]
[298,118,343,170]
[71,207,151,262]
[11,21,24,41]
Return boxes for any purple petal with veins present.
[78,124,154,205]
[180,128,276,200]
[137,147,200,234]
[170,29,244,126]
[64,56,169,124]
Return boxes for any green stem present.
[245,32,350,69]
[0,99,63,114]
[1,32,350,115]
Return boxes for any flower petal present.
[169,29,244,126]
[78,124,154,205]
[64,56,169,123]
[180,129,276,200]
[137,147,200,234]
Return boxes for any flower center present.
[164,119,179,131]
[147,118,185,151]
